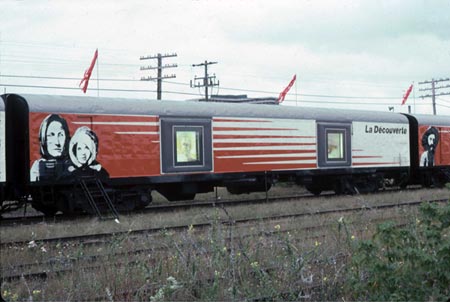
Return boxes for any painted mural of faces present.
[69,126,99,168]
[420,126,440,167]
[39,114,70,159]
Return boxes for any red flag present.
[79,49,98,93]
[278,74,296,103]
[401,84,413,105]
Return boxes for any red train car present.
[409,114,450,186]
[1,94,448,215]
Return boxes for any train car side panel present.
[418,124,450,167]
[29,112,161,182]
[352,121,410,167]
[212,117,317,173]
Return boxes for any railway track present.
[0,184,428,227]
[2,193,445,247]
[2,197,447,283]
[0,191,317,226]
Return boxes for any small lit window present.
[174,127,202,166]
[327,131,345,161]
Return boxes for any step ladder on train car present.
[79,176,120,222]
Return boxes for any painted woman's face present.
[46,121,66,157]
[76,142,92,164]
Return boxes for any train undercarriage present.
[3,166,449,217]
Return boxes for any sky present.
[0,0,449,115]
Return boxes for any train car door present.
[317,122,352,168]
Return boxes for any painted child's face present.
[76,142,92,164]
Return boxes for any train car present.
[0,97,5,203]
[0,93,418,215]
[0,94,30,210]
[405,114,450,186]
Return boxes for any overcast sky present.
[1,0,449,115]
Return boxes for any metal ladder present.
[79,177,119,222]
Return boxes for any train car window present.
[174,126,203,166]
[326,130,345,161]
[317,123,351,167]
[161,118,212,173]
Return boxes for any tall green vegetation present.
[345,202,450,301]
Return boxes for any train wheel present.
[56,191,77,215]
[166,193,196,202]
[305,185,322,196]
[135,191,152,209]
[421,172,433,188]
[334,177,355,195]
[157,185,196,201]
[431,174,446,188]
[42,208,58,217]
[32,202,58,216]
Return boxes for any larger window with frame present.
[161,118,212,173]
[317,123,352,167]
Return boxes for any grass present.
[1,186,449,301]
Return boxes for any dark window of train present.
[173,126,203,167]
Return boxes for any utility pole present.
[418,78,450,115]
[140,53,177,100]
[191,60,219,101]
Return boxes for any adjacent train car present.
[407,114,450,186]
[0,93,448,215]
[1,94,29,207]
[0,97,5,202]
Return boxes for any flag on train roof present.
[401,84,413,105]
[79,49,98,93]
[278,74,296,103]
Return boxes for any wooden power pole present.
[191,60,219,101]
[418,78,450,115]
[140,53,177,100]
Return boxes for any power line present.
[436,102,450,109]
[1,73,406,102]
[0,83,416,107]
[0,83,198,96]
[0,74,142,83]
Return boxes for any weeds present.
[345,202,450,301]
[2,190,449,301]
